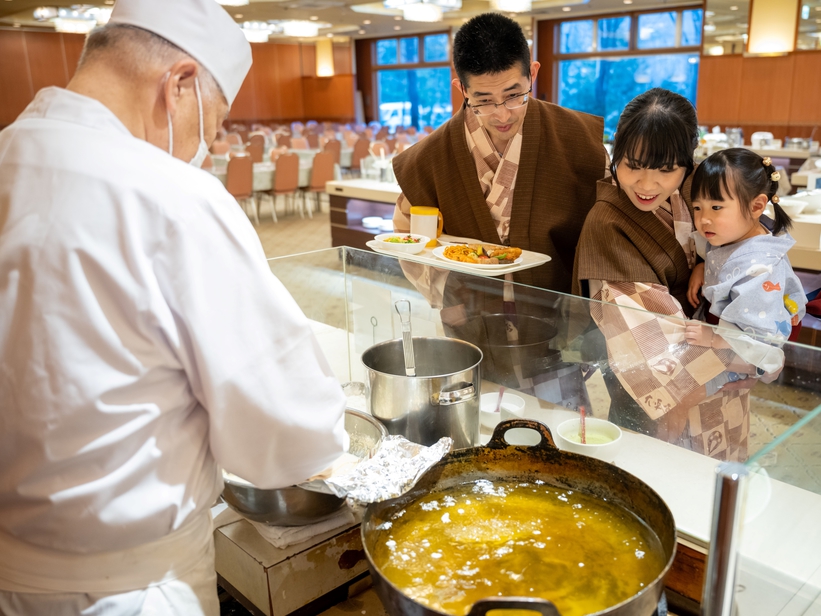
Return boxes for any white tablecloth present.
[211,162,311,191]
[290,148,352,168]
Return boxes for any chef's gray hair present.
[78,23,223,104]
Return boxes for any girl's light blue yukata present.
[694,227,807,395]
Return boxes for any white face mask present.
[167,76,209,168]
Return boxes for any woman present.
[573,88,760,462]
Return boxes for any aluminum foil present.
[323,435,452,506]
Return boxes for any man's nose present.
[493,104,513,121]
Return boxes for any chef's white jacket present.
[0,87,345,592]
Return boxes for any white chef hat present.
[109,0,252,106]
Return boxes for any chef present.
[0,0,345,614]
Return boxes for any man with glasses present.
[392,12,606,294]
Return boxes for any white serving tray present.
[365,234,551,277]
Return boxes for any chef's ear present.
[162,59,199,116]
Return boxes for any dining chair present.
[211,141,230,155]
[291,137,309,150]
[385,138,397,154]
[248,133,266,150]
[375,127,389,140]
[370,141,389,158]
[344,132,359,148]
[323,139,341,167]
[247,141,264,163]
[306,133,320,149]
[225,153,256,224]
[276,134,292,148]
[226,133,243,147]
[350,137,371,177]
[302,151,335,218]
[269,153,300,220]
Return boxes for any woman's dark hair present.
[610,88,699,186]
[453,13,530,86]
[691,148,792,235]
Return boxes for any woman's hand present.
[687,262,705,308]
[685,320,713,346]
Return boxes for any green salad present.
[383,235,421,244]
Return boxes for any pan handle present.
[438,383,476,406]
[486,418,558,451]
[467,597,563,616]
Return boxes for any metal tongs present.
[394,300,416,377]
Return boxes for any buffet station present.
[214,247,821,616]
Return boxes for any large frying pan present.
[362,419,676,616]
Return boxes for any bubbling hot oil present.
[372,479,666,616]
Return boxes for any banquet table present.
[290,148,353,168]
[210,161,312,191]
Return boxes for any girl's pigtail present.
[762,156,792,235]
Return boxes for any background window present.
[598,16,630,51]
[637,12,677,49]
[399,38,419,64]
[377,67,453,130]
[560,20,594,54]
[423,34,449,62]
[558,54,699,139]
[681,9,704,46]
[376,39,398,65]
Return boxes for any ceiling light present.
[281,20,319,37]
[403,2,442,21]
[52,18,95,33]
[730,5,738,10]
[490,0,531,12]
[34,6,110,33]
[562,6,571,12]
[708,45,725,55]
[234,14,243,19]
[241,21,274,42]
[310,15,318,20]
[394,15,402,19]
[623,0,633,4]
[706,10,715,17]
[394,25,401,29]
[358,29,366,33]
[704,23,716,32]
[216,0,249,6]
[363,19,371,24]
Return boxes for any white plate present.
[431,245,523,269]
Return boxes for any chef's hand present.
[687,263,705,308]
[684,320,712,346]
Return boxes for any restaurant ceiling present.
[0,0,704,41]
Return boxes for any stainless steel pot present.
[221,409,387,526]
[361,419,677,616]
[362,337,482,449]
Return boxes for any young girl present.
[686,148,807,385]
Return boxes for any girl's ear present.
[750,193,768,219]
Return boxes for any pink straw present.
[494,386,506,413]
[579,406,587,444]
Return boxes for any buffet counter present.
[326,180,401,251]
[214,247,821,616]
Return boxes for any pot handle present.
[467,597,562,616]
[487,418,558,451]
[437,383,476,406]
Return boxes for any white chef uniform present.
[0,1,345,613]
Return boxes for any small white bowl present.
[479,391,526,429]
[777,198,807,219]
[793,190,821,214]
[362,216,383,228]
[373,233,430,255]
[555,417,622,463]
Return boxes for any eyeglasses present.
[466,86,532,116]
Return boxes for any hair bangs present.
[692,153,736,204]
[620,113,692,171]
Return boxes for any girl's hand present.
[687,262,705,308]
[685,320,713,346]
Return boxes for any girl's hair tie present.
[771,171,781,182]
[772,194,780,204]
[762,156,772,166]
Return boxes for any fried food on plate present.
[442,244,522,265]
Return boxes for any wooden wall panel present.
[276,44,304,119]
[302,75,355,120]
[25,32,70,94]
[355,38,374,122]
[252,44,281,119]
[229,62,257,121]
[696,55,743,124]
[737,54,795,124]
[62,33,85,78]
[0,31,33,127]
[333,43,352,75]
[536,18,555,101]
[789,52,821,124]
[301,43,316,79]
